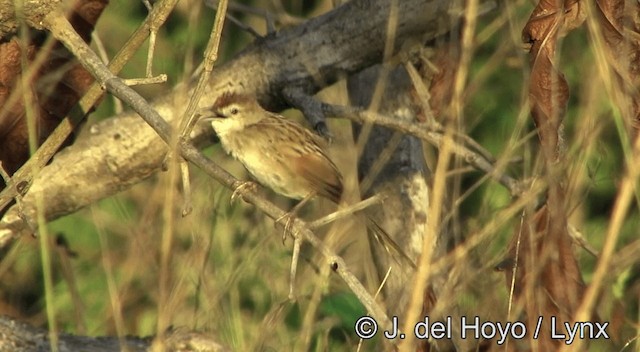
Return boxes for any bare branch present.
[322,102,525,195]
[0,0,180,212]
[0,0,484,239]
[0,315,230,352]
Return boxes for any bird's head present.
[198,92,263,135]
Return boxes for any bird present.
[198,91,415,269]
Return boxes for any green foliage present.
[1,1,639,351]
[319,292,366,333]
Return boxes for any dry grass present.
[0,0,639,351]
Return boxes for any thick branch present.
[0,0,179,211]
[205,0,459,109]
[0,0,484,241]
[0,315,230,352]
[0,0,463,332]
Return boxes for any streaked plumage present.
[201,92,343,202]
[199,92,415,269]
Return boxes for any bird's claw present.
[231,181,257,203]
[276,212,296,244]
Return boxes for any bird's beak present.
[196,108,226,122]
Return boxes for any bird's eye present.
[230,108,239,115]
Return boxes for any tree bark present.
[0,0,487,245]
[0,315,229,352]
[0,0,494,349]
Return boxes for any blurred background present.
[0,0,637,351]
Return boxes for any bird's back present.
[230,114,343,202]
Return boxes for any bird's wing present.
[271,118,343,202]
[290,151,343,203]
[249,116,344,202]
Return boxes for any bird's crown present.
[212,92,255,111]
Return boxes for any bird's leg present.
[277,194,314,300]
[276,192,315,243]
[288,236,302,300]
[230,180,258,203]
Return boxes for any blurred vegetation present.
[1,0,638,351]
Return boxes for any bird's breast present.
[221,132,309,200]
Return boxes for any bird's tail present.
[365,217,417,270]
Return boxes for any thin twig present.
[146,17,157,77]
[180,161,193,217]
[122,75,168,86]
[168,0,229,218]
[0,0,180,213]
[359,131,403,195]
[309,194,385,229]
[289,238,302,299]
[177,0,228,138]
[39,7,395,334]
[322,102,525,195]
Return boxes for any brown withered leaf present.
[0,39,38,178]
[500,1,588,349]
[522,0,585,161]
[502,205,585,350]
[594,0,640,129]
[0,0,108,188]
[424,42,459,123]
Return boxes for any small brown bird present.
[198,92,415,268]
[199,92,342,203]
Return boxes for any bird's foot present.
[275,211,298,244]
[231,181,258,203]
